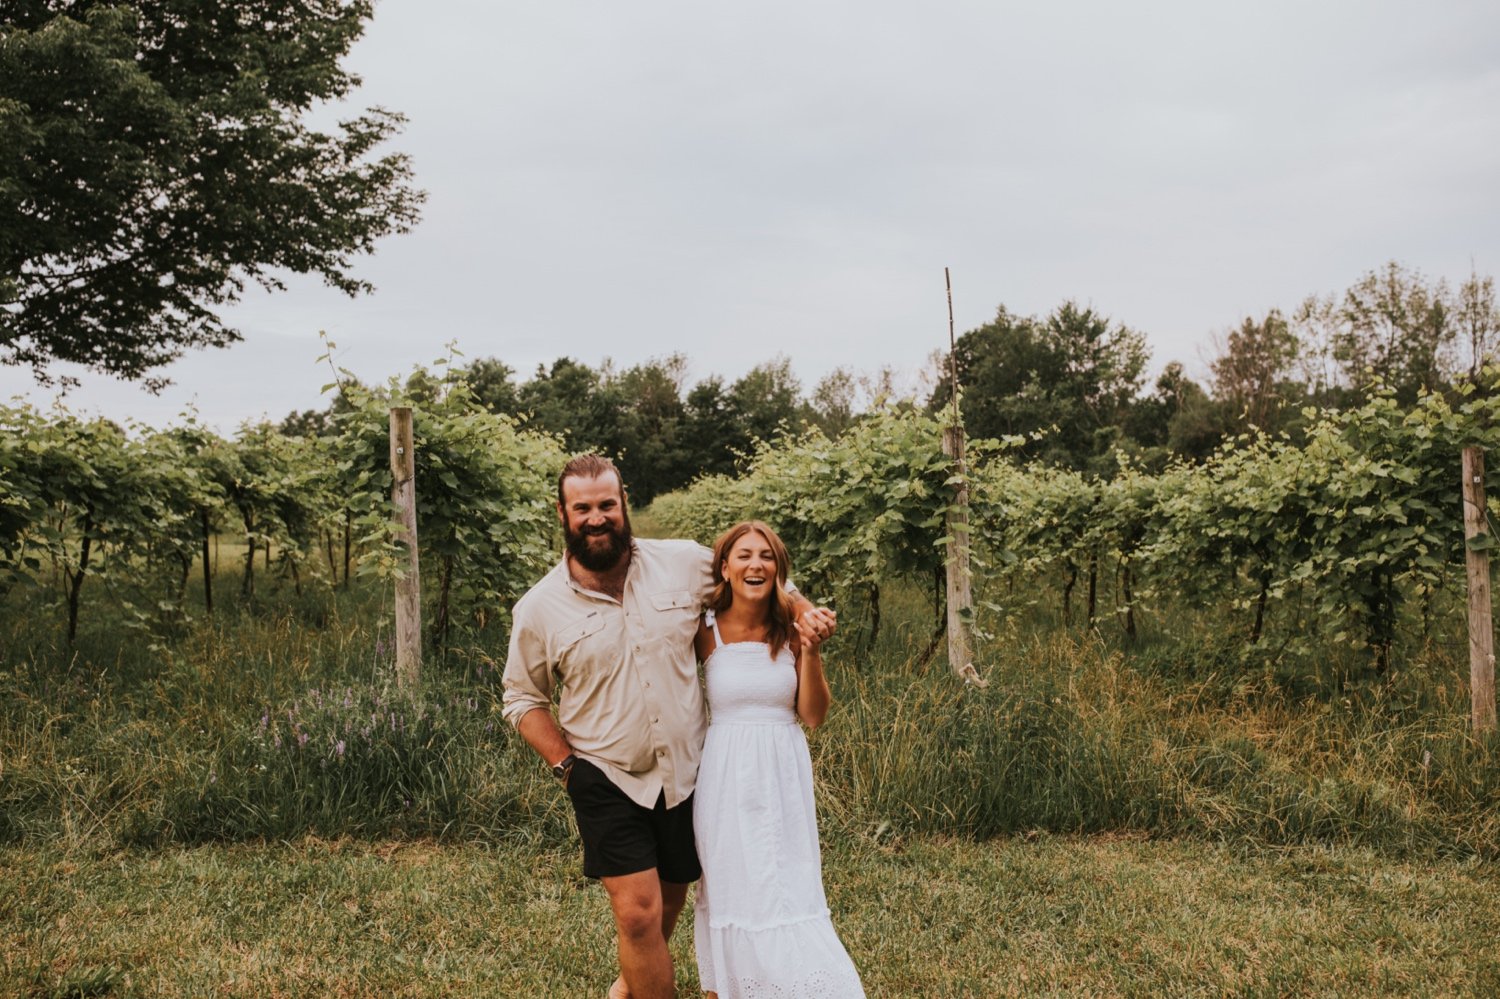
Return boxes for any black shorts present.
[565,758,701,883]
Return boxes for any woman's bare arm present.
[791,618,833,729]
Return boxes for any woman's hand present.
[795,606,836,649]
[792,610,834,728]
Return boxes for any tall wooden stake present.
[391,407,422,688]
[944,268,985,687]
[1462,447,1496,733]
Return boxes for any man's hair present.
[557,453,625,507]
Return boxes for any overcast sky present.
[5,0,1499,431]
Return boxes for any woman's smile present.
[724,530,777,601]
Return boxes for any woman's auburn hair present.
[708,520,797,659]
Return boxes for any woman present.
[692,520,865,998]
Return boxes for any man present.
[502,454,835,999]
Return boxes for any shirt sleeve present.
[501,604,554,729]
[693,543,716,608]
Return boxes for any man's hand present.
[796,606,837,644]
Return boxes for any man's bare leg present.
[659,878,689,939]
[608,878,692,998]
[602,870,675,999]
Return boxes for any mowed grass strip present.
[4,833,1497,998]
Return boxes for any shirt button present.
[643,681,651,688]
[652,717,659,724]
[656,749,665,757]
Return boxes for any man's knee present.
[604,872,665,940]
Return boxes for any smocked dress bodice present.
[702,614,799,726]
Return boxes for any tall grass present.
[0,568,570,849]
[2,550,1497,857]
[812,584,1500,857]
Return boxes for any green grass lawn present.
[5,831,1497,998]
[6,535,1500,997]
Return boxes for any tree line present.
[935,261,1500,475]
[281,351,896,506]
[280,260,1500,500]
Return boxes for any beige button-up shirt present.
[502,538,714,809]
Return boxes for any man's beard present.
[565,513,632,572]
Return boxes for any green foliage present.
[0,403,227,639]
[652,407,976,633]
[1334,261,1456,402]
[220,422,335,600]
[1210,309,1304,435]
[932,301,1150,471]
[653,370,1500,673]
[645,472,758,547]
[5,559,1499,860]
[170,676,514,842]
[0,360,567,652]
[330,361,565,645]
[0,1,423,383]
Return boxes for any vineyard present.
[0,375,565,650]
[4,369,1500,855]
[8,370,1500,997]
[6,372,1500,680]
[653,383,1500,682]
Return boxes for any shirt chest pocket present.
[649,589,699,646]
[552,610,609,673]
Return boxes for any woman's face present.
[721,529,776,607]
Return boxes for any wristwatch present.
[551,753,577,781]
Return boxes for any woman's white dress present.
[693,611,865,998]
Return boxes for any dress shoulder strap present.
[704,608,724,648]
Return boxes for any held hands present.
[793,606,837,653]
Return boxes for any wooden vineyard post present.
[943,424,984,687]
[943,267,986,687]
[1462,447,1496,733]
[391,407,422,688]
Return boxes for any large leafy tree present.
[610,355,691,505]
[0,1,423,385]
[1332,261,1454,402]
[934,301,1149,469]
[1210,309,1303,434]
[681,376,742,479]
[515,357,626,459]
[729,355,805,445]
